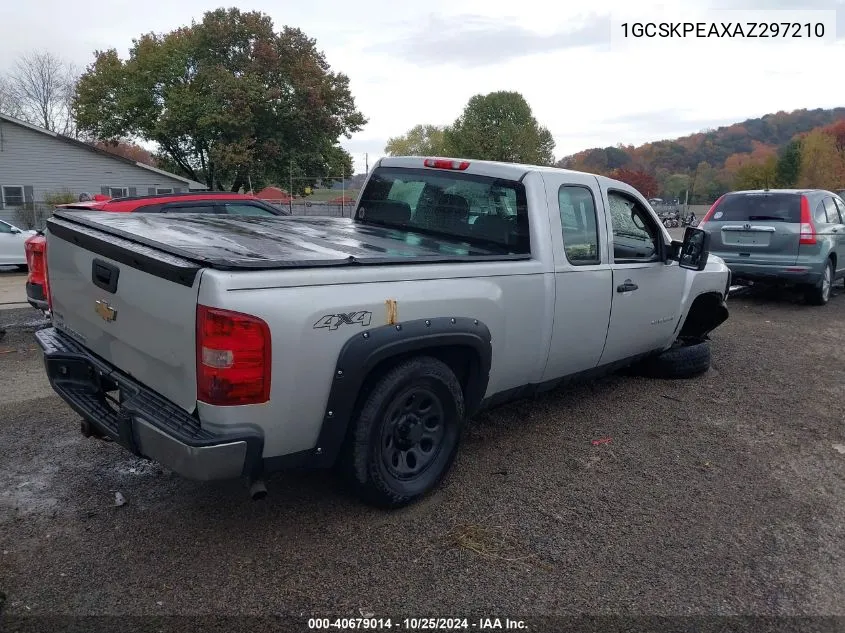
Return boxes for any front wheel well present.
[678,291,729,340]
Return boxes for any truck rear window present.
[714,192,802,223]
[356,166,530,254]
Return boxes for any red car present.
[25,191,288,313]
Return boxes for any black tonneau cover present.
[48,211,529,271]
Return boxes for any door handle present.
[617,280,638,293]
[92,259,120,294]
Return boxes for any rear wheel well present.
[332,345,481,469]
[679,292,728,340]
[353,345,480,416]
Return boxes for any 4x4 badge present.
[95,300,117,322]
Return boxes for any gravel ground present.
[1,289,845,628]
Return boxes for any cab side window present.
[558,185,600,265]
[607,191,661,262]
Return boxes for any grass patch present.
[414,515,552,571]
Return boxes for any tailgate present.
[711,222,800,264]
[46,216,204,412]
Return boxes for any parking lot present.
[2,273,845,622]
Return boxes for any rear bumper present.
[35,327,264,481]
[716,260,823,285]
[26,281,48,311]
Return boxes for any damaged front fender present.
[679,292,729,340]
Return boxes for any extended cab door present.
[540,172,612,381]
[598,186,685,366]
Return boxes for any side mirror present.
[672,227,710,271]
[11,227,21,234]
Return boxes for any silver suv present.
[700,189,845,305]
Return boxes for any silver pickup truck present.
[35,156,731,508]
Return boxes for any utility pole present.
[289,159,293,214]
[365,153,369,173]
[342,163,345,215]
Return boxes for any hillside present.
[557,107,845,203]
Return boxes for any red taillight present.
[799,195,816,245]
[196,305,271,406]
[698,194,726,228]
[25,234,51,310]
[423,158,470,170]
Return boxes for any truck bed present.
[48,211,529,274]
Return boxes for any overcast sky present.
[1,0,843,174]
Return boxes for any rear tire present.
[805,259,833,306]
[340,356,465,509]
[634,338,712,379]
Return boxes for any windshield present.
[355,166,530,254]
[714,192,802,223]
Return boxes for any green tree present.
[663,173,690,200]
[775,139,802,187]
[444,91,555,165]
[690,162,725,203]
[73,8,366,192]
[384,124,450,156]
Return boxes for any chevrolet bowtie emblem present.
[95,300,117,322]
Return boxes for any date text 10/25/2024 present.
[308,617,528,630]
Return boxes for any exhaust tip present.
[249,479,268,501]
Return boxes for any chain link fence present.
[276,201,355,217]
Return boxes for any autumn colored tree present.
[73,8,366,192]
[384,124,450,156]
[609,168,659,198]
[733,155,778,190]
[822,119,845,152]
[797,129,845,189]
[556,108,845,184]
[93,139,157,166]
[444,91,555,165]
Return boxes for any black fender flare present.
[311,316,492,468]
